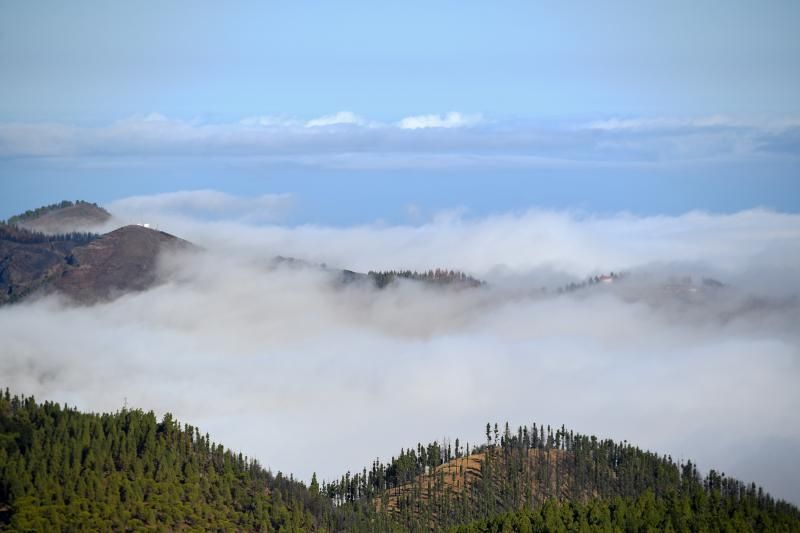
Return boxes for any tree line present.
[5,200,101,226]
[322,421,799,531]
[447,491,800,533]
[555,272,624,294]
[368,269,484,289]
[0,223,100,246]
[2,391,797,531]
[0,391,326,531]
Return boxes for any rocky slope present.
[0,224,191,304]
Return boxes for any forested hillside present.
[0,224,99,246]
[0,391,334,531]
[324,422,800,531]
[1,392,798,531]
[447,494,800,533]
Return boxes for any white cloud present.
[0,113,796,170]
[143,205,800,292]
[584,116,732,131]
[1,204,799,505]
[397,111,482,129]
[305,111,367,128]
[583,115,800,131]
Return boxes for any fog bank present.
[2,198,799,503]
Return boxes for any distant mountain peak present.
[7,200,111,234]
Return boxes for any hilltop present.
[324,422,800,531]
[0,223,192,304]
[7,200,111,234]
[54,225,193,302]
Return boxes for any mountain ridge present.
[6,200,111,234]
[1,200,491,305]
[0,223,191,305]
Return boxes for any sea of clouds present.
[2,191,799,503]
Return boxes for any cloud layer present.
[2,197,799,506]
[104,202,800,294]
[397,112,482,129]
[0,113,798,170]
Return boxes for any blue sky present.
[1,1,799,222]
[3,1,799,121]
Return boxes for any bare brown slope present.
[0,229,80,304]
[54,225,192,302]
[378,448,592,522]
[377,453,485,514]
[0,225,193,304]
[15,202,111,233]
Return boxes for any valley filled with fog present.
[2,193,799,503]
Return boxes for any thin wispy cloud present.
[582,115,800,132]
[1,113,796,170]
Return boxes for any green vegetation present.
[447,493,800,532]
[0,391,325,531]
[325,422,800,531]
[0,223,99,246]
[368,269,484,288]
[1,391,798,531]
